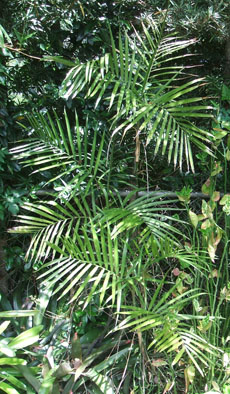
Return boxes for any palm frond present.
[102,192,185,243]
[8,199,83,262]
[143,234,210,275]
[115,288,221,375]
[37,221,142,312]
[60,17,214,171]
[10,110,107,187]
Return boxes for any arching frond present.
[102,192,185,243]
[8,199,84,262]
[37,221,144,312]
[115,288,221,375]
[60,17,214,171]
[10,110,107,187]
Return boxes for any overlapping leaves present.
[60,17,214,171]
[115,284,220,375]
[9,193,187,311]
[10,110,107,187]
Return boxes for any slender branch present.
[35,189,224,199]
[118,191,222,199]
[3,44,43,60]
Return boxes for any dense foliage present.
[1,1,230,393]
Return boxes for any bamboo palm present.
[60,17,214,171]
[7,16,221,383]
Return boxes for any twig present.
[3,44,43,60]
[116,333,135,394]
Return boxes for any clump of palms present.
[9,15,223,392]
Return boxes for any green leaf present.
[38,368,56,394]
[9,325,43,350]
[0,24,12,46]
[0,358,27,365]
[0,320,10,335]
[8,204,19,215]
[43,56,76,67]
[189,210,199,228]
[184,365,195,388]
[172,347,185,366]
[0,310,38,318]
[201,178,212,195]
[220,194,230,205]
[34,285,53,326]
[177,186,192,203]
[222,84,230,100]
[226,148,230,161]
[0,343,16,357]
[0,381,20,394]
[53,362,72,379]
[84,369,115,394]
[223,385,230,394]
[211,161,222,176]
[16,365,41,392]
[0,372,27,391]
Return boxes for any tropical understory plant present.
[7,111,223,391]
[0,310,42,393]
[59,15,214,172]
[6,14,230,393]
